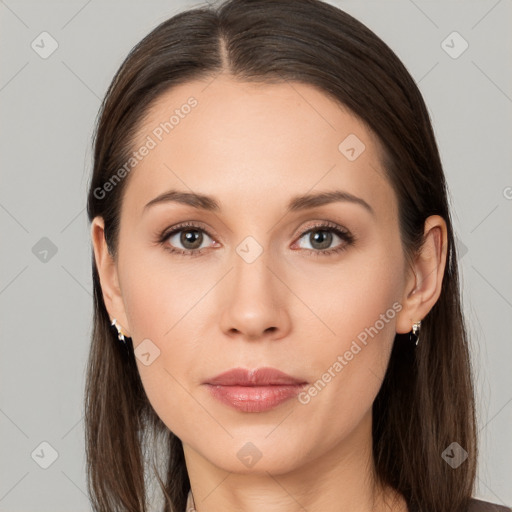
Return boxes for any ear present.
[90,216,131,337]
[395,215,449,335]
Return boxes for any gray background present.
[1,0,511,510]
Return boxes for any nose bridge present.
[218,232,291,339]
[232,236,277,306]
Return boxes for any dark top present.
[467,499,511,512]
[186,491,511,511]
[408,498,512,512]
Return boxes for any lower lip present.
[204,384,305,412]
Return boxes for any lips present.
[203,367,308,413]
[204,367,307,386]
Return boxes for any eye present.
[158,222,217,256]
[294,222,355,256]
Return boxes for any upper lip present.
[204,367,307,386]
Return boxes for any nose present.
[219,249,292,342]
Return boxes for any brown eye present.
[166,228,213,251]
[293,223,355,257]
[158,221,218,256]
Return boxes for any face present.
[97,75,413,474]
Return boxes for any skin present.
[91,75,448,512]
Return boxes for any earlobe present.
[395,215,448,335]
[90,216,131,336]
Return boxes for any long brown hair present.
[85,1,477,510]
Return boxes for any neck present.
[182,410,407,512]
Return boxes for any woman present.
[85,0,511,511]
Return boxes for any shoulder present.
[467,498,512,512]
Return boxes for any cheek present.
[292,245,403,426]
[291,239,403,352]
[118,235,212,342]
[117,245,219,431]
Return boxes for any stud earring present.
[409,320,421,346]
[111,318,128,345]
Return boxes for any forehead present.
[124,75,397,225]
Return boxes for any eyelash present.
[157,221,355,258]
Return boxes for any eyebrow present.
[143,189,375,216]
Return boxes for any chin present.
[194,434,312,476]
